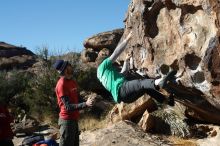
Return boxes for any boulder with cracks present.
[117,0,220,125]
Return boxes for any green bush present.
[76,67,101,91]
[0,48,104,125]
[21,61,60,123]
[16,49,82,123]
[0,70,30,104]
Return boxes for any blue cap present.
[53,60,69,74]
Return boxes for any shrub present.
[0,47,106,126]
[76,67,101,91]
[22,61,59,123]
[0,70,30,105]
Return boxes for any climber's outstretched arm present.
[120,53,132,74]
[109,32,132,63]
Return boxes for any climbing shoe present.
[158,70,177,89]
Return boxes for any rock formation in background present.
[81,28,124,64]
[0,42,36,70]
[83,28,124,51]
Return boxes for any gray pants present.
[119,79,165,103]
[59,118,79,146]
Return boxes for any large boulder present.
[118,0,220,124]
[81,29,124,64]
[83,28,124,51]
[0,42,36,70]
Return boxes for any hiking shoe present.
[158,70,177,88]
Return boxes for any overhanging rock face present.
[120,0,220,123]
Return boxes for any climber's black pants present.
[118,79,165,103]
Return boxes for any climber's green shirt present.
[97,57,125,102]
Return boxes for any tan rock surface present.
[119,0,220,124]
[80,121,171,146]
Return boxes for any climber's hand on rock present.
[125,53,132,61]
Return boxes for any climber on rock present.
[97,31,177,104]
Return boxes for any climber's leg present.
[118,79,158,103]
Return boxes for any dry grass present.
[79,115,108,131]
[167,136,198,146]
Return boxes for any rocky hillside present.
[0,42,36,70]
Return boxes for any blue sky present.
[0,0,130,54]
